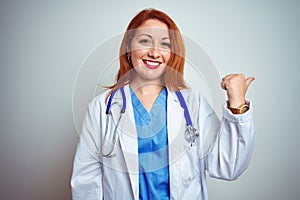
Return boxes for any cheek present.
[161,51,171,63]
[130,49,147,64]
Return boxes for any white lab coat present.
[71,85,255,200]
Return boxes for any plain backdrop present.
[0,0,299,199]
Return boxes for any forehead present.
[134,19,169,37]
[138,19,168,29]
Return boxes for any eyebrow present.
[137,34,170,40]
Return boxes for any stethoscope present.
[102,86,199,157]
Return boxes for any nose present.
[148,46,160,59]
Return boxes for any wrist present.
[227,101,249,114]
[227,98,246,108]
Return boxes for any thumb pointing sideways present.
[245,77,255,90]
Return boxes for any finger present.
[222,74,234,80]
[220,81,227,90]
[245,77,255,89]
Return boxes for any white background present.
[0,0,299,199]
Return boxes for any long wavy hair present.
[106,8,187,97]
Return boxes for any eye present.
[161,42,171,49]
[139,39,151,45]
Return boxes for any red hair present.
[106,8,187,96]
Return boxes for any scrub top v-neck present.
[130,87,170,200]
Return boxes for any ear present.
[126,46,130,53]
[126,46,131,59]
[126,53,131,64]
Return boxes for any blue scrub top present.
[130,87,170,200]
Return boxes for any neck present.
[130,78,164,96]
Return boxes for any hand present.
[221,74,255,108]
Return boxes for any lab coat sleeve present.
[71,97,103,200]
[201,96,255,181]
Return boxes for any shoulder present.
[92,90,110,103]
[86,89,110,111]
[176,88,206,104]
[175,88,214,114]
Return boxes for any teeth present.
[146,60,160,66]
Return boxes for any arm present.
[71,98,103,200]
[203,74,256,180]
[204,101,255,180]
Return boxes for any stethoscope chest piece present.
[185,125,199,145]
[175,90,199,146]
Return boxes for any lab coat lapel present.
[167,89,190,160]
[109,85,139,199]
[167,89,191,198]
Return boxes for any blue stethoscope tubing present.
[103,86,199,157]
[175,90,199,145]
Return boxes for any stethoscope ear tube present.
[105,89,117,114]
[106,87,126,114]
[175,91,193,126]
[103,87,126,157]
[120,87,126,113]
[102,113,124,157]
[175,90,199,145]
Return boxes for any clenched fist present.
[221,74,255,108]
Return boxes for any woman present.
[71,8,255,200]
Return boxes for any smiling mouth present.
[142,59,162,69]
